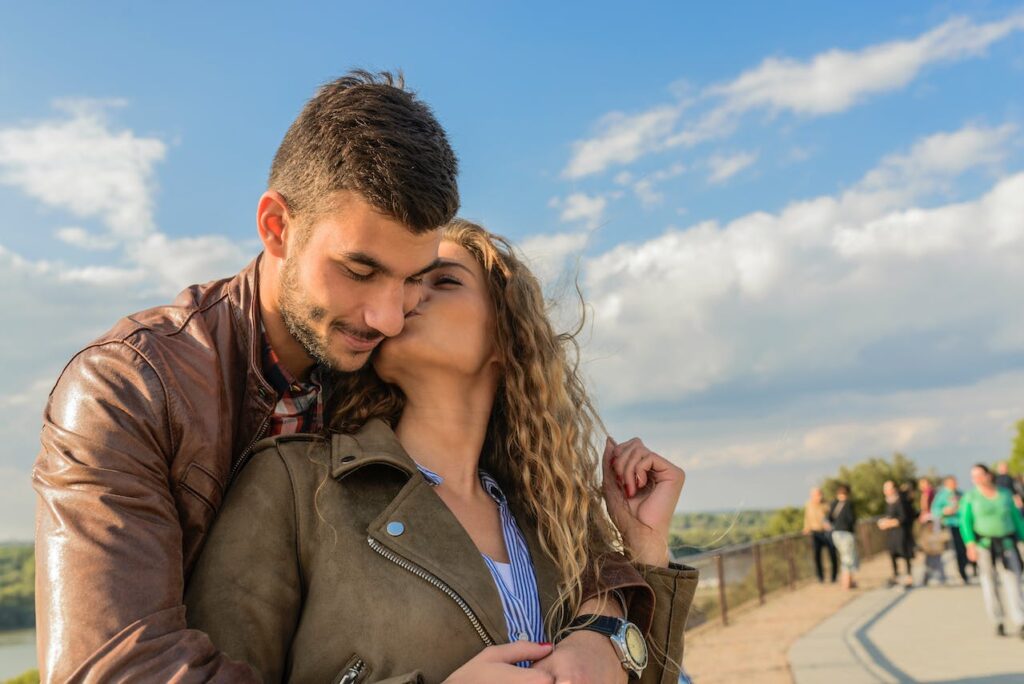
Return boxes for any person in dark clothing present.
[828,484,859,589]
[879,480,916,587]
[803,488,838,583]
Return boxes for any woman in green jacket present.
[185,219,697,683]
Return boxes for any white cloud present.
[553,192,608,230]
[519,231,590,287]
[0,99,166,239]
[707,151,758,184]
[631,162,686,207]
[580,125,1024,409]
[563,13,1024,178]
[56,226,120,251]
[563,105,683,179]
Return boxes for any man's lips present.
[333,327,383,352]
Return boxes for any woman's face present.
[374,240,499,386]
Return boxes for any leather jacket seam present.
[122,338,176,455]
[178,479,216,512]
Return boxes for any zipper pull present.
[337,659,365,684]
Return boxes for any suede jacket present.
[33,255,658,683]
[185,419,698,684]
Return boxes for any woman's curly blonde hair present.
[327,218,621,637]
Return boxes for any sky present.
[1,1,1023,539]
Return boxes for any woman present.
[827,484,858,590]
[185,219,697,682]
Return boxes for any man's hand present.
[966,542,978,563]
[531,629,627,684]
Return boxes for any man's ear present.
[257,191,292,258]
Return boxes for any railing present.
[679,517,886,629]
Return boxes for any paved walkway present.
[789,554,1024,683]
[683,553,893,683]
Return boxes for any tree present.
[821,452,918,517]
[1009,419,1024,476]
[762,506,804,538]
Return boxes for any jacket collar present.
[329,419,562,642]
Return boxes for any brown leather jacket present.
[33,256,655,683]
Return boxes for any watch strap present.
[566,614,624,636]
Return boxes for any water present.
[0,629,37,679]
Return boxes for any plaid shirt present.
[261,331,324,436]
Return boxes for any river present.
[0,629,36,680]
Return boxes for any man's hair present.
[836,483,850,496]
[269,70,459,233]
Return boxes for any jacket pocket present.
[333,654,370,684]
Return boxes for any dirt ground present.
[682,552,893,684]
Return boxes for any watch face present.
[623,623,648,668]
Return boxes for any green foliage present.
[668,509,800,556]
[0,544,35,630]
[1010,419,1024,476]
[820,452,918,517]
[762,506,805,537]
[2,670,39,684]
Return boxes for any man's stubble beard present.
[278,255,365,372]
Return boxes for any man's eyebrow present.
[341,252,445,280]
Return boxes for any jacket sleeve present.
[33,342,258,683]
[959,495,976,544]
[638,562,698,684]
[580,553,656,635]
[184,447,303,682]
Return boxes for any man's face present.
[278,193,441,372]
[944,477,957,490]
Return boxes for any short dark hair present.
[972,463,992,476]
[269,70,459,233]
[836,483,850,496]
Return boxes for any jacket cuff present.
[580,554,656,635]
[638,563,699,684]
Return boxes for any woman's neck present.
[394,371,497,498]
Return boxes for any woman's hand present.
[444,642,554,683]
[602,436,686,567]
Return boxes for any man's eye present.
[344,266,374,282]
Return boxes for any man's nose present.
[364,281,409,338]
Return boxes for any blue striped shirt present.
[415,463,546,657]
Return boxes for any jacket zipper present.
[337,658,365,684]
[367,536,495,646]
[228,412,272,485]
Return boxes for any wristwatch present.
[564,614,648,679]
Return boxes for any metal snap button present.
[516,631,529,641]
[386,521,405,536]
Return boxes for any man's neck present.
[258,265,316,381]
[394,373,497,498]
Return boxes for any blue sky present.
[2,1,1023,538]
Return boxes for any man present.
[34,71,652,682]
[961,463,1024,638]
[802,488,837,583]
[931,475,972,584]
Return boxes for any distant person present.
[828,484,858,590]
[994,461,1024,511]
[931,476,973,584]
[878,480,915,587]
[961,463,1024,638]
[918,477,936,524]
[802,488,838,583]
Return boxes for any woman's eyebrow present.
[433,259,475,276]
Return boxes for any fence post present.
[753,543,765,605]
[785,538,797,589]
[716,554,728,626]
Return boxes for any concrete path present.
[789,555,1024,683]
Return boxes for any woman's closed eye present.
[430,273,463,288]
